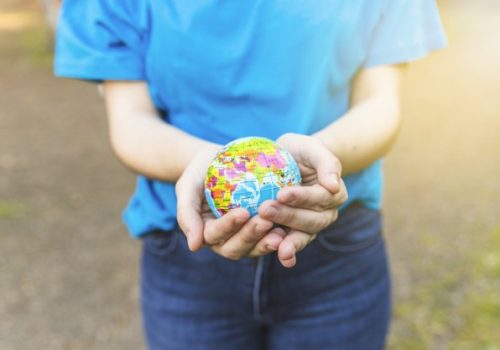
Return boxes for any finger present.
[277,134,342,194]
[259,201,338,234]
[298,140,342,194]
[204,208,250,245]
[335,178,349,205]
[279,179,348,212]
[309,147,342,195]
[278,184,337,211]
[215,216,274,260]
[277,230,315,268]
[248,226,287,258]
[176,176,205,252]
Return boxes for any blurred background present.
[0,0,499,349]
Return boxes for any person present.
[54,1,446,349]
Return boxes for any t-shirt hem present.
[123,210,178,239]
[364,39,447,68]
[54,61,146,82]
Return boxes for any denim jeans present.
[140,204,391,350]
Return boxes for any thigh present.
[266,206,391,350]
[140,229,263,350]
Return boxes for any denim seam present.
[252,256,265,322]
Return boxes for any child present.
[55,1,446,349]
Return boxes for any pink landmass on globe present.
[256,151,286,169]
[225,168,239,179]
[233,162,247,172]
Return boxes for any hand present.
[176,148,286,260]
[259,133,348,268]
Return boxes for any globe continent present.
[204,137,301,218]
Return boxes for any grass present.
[19,25,54,68]
[0,201,26,219]
[389,226,500,349]
[451,227,500,349]
[0,10,53,69]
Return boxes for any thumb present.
[278,134,341,194]
[308,142,342,194]
[176,173,205,251]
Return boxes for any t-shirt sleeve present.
[364,0,447,68]
[54,0,148,81]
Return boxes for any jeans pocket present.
[142,229,178,258]
[316,204,383,253]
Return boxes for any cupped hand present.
[259,133,348,268]
[176,148,285,260]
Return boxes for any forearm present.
[314,96,400,175]
[104,81,219,182]
[314,65,403,176]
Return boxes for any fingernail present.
[332,173,339,185]
[266,206,278,218]
[330,174,340,190]
[256,224,267,234]
[235,217,245,225]
[185,231,194,250]
[284,193,295,203]
[265,244,277,251]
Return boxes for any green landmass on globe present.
[204,137,302,218]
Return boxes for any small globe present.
[204,137,302,218]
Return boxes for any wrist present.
[312,129,341,159]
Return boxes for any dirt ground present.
[1,1,499,349]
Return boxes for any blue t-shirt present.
[55,0,446,238]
